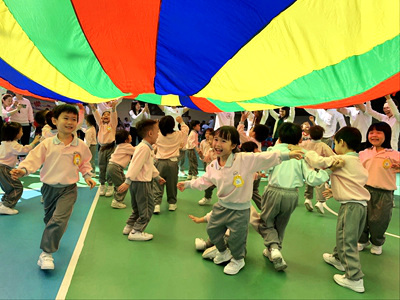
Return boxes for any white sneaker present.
[304,199,313,212]
[154,205,161,214]
[357,241,370,251]
[195,238,207,250]
[111,199,126,209]
[213,249,232,265]
[99,185,106,196]
[323,253,345,271]
[370,244,382,255]
[0,203,18,215]
[122,224,133,235]
[37,252,54,270]
[333,274,364,293]
[270,248,287,271]
[315,201,325,214]
[187,175,192,180]
[128,230,153,241]
[263,248,273,262]
[105,185,114,197]
[202,246,218,260]
[168,204,177,211]
[224,258,245,275]
[198,197,212,206]
[178,171,187,177]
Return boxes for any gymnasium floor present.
[0,171,399,300]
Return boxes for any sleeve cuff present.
[124,178,132,185]
[280,152,290,161]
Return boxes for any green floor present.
[66,179,400,299]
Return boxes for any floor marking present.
[55,188,100,300]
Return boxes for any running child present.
[186,120,201,180]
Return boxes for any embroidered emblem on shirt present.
[233,174,244,187]
[107,126,112,132]
[73,152,81,166]
[382,158,392,169]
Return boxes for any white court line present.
[55,188,100,300]
[324,202,400,239]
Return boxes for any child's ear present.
[52,117,58,126]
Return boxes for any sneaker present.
[154,205,161,214]
[128,230,153,241]
[195,238,207,251]
[169,204,177,211]
[99,185,106,196]
[111,199,126,209]
[187,175,192,180]
[0,203,19,215]
[270,248,287,271]
[178,171,187,177]
[37,252,54,270]
[304,199,313,212]
[224,258,245,275]
[122,224,133,235]
[315,201,325,214]
[213,249,232,265]
[202,246,218,260]
[323,253,345,271]
[263,248,273,262]
[333,274,364,293]
[370,244,382,255]
[198,197,212,206]
[357,241,370,251]
[105,185,114,197]
[40,197,44,204]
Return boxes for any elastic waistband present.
[267,185,298,192]
[365,185,394,193]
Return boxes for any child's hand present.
[85,178,96,189]
[289,150,304,160]
[89,103,96,110]
[10,168,26,180]
[240,111,249,123]
[322,188,333,199]
[329,159,345,171]
[188,215,205,223]
[32,135,41,144]
[159,177,166,185]
[391,162,400,173]
[309,116,315,123]
[177,182,185,192]
[176,116,183,123]
[117,183,130,193]
[287,144,302,151]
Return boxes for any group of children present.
[0,100,399,295]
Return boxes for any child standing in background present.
[107,130,135,209]
[358,122,400,255]
[301,121,311,142]
[10,104,96,270]
[198,129,216,206]
[186,120,201,180]
[0,122,40,215]
[84,114,97,177]
[89,99,120,197]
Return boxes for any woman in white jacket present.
[129,101,150,146]
[270,107,295,144]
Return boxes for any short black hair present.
[34,110,49,127]
[252,124,269,143]
[205,128,214,135]
[334,126,362,152]
[53,104,79,120]
[241,141,258,153]
[115,130,130,145]
[214,126,240,153]
[159,115,175,136]
[365,122,392,149]
[189,120,201,131]
[1,122,22,141]
[85,114,96,127]
[136,119,158,138]
[309,125,325,140]
[279,122,302,145]
[46,111,57,129]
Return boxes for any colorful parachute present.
[0,0,399,112]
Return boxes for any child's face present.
[16,127,23,140]
[334,139,345,155]
[148,123,159,144]
[302,123,310,131]
[213,135,236,160]
[205,131,210,139]
[368,129,385,148]
[194,124,201,132]
[101,111,111,123]
[53,112,78,135]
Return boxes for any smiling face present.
[279,108,286,118]
[383,103,393,117]
[212,134,236,162]
[368,129,385,148]
[53,112,78,135]
[101,111,111,124]
[2,95,12,108]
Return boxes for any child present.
[238,112,269,151]
[10,104,96,270]
[41,111,58,141]
[198,129,216,206]
[305,126,369,293]
[0,122,40,215]
[300,125,335,213]
[301,121,311,141]
[177,126,303,275]
[259,123,331,271]
[118,119,165,241]
[84,114,97,177]
[107,130,135,209]
[89,100,120,197]
[357,122,400,255]
[186,120,201,180]
[153,115,188,213]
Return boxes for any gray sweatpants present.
[153,159,178,205]
[126,181,154,232]
[207,203,250,260]
[333,202,366,280]
[40,183,77,253]
[0,164,23,208]
[107,163,128,202]
[259,185,298,250]
[98,145,115,185]
[304,182,326,202]
[359,185,393,246]
[178,149,186,172]
[252,178,262,210]
[89,144,97,175]
[187,149,198,176]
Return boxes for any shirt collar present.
[53,134,79,146]
[345,151,358,157]
[141,139,154,150]
[217,153,235,168]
